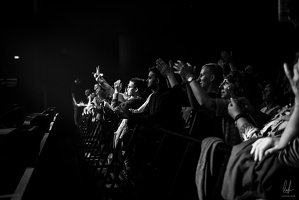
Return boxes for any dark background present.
[0,0,298,119]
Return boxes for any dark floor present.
[22,114,98,200]
[0,106,216,200]
[20,112,210,200]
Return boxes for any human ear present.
[210,74,215,82]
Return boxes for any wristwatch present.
[186,75,195,83]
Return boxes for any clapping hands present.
[156,58,196,81]
[114,80,122,93]
[156,58,174,77]
[221,51,233,63]
[173,60,195,81]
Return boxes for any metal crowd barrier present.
[77,108,232,200]
[0,107,57,200]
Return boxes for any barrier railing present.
[77,108,232,200]
[0,107,57,200]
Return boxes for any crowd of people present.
[69,45,299,199]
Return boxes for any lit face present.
[94,84,99,91]
[85,89,91,97]
[127,81,136,97]
[147,71,157,90]
[198,66,212,90]
[219,78,235,99]
[95,87,101,96]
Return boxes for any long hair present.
[226,70,262,110]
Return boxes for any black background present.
[1,0,298,118]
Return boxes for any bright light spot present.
[14,56,19,59]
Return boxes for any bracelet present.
[234,113,247,122]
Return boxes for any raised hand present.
[95,66,103,76]
[250,57,299,162]
[156,58,174,77]
[221,51,232,63]
[114,80,122,93]
[92,66,103,77]
[92,66,105,83]
[173,60,194,81]
[228,97,243,119]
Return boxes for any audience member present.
[111,78,147,111]
[111,77,148,181]
[221,52,299,200]
[260,81,282,117]
[156,58,224,139]
[114,66,185,195]
[173,60,262,146]
[117,66,184,130]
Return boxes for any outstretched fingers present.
[156,58,170,75]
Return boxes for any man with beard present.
[116,66,184,198]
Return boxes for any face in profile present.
[199,66,212,90]
[219,78,236,99]
[147,71,157,90]
[94,84,99,91]
[262,83,275,102]
[127,81,136,97]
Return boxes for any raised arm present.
[275,61,299,149]
[156,58,179,88]
[93,66,114,96]
[173,60,215,112]
[249,59,299,162]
